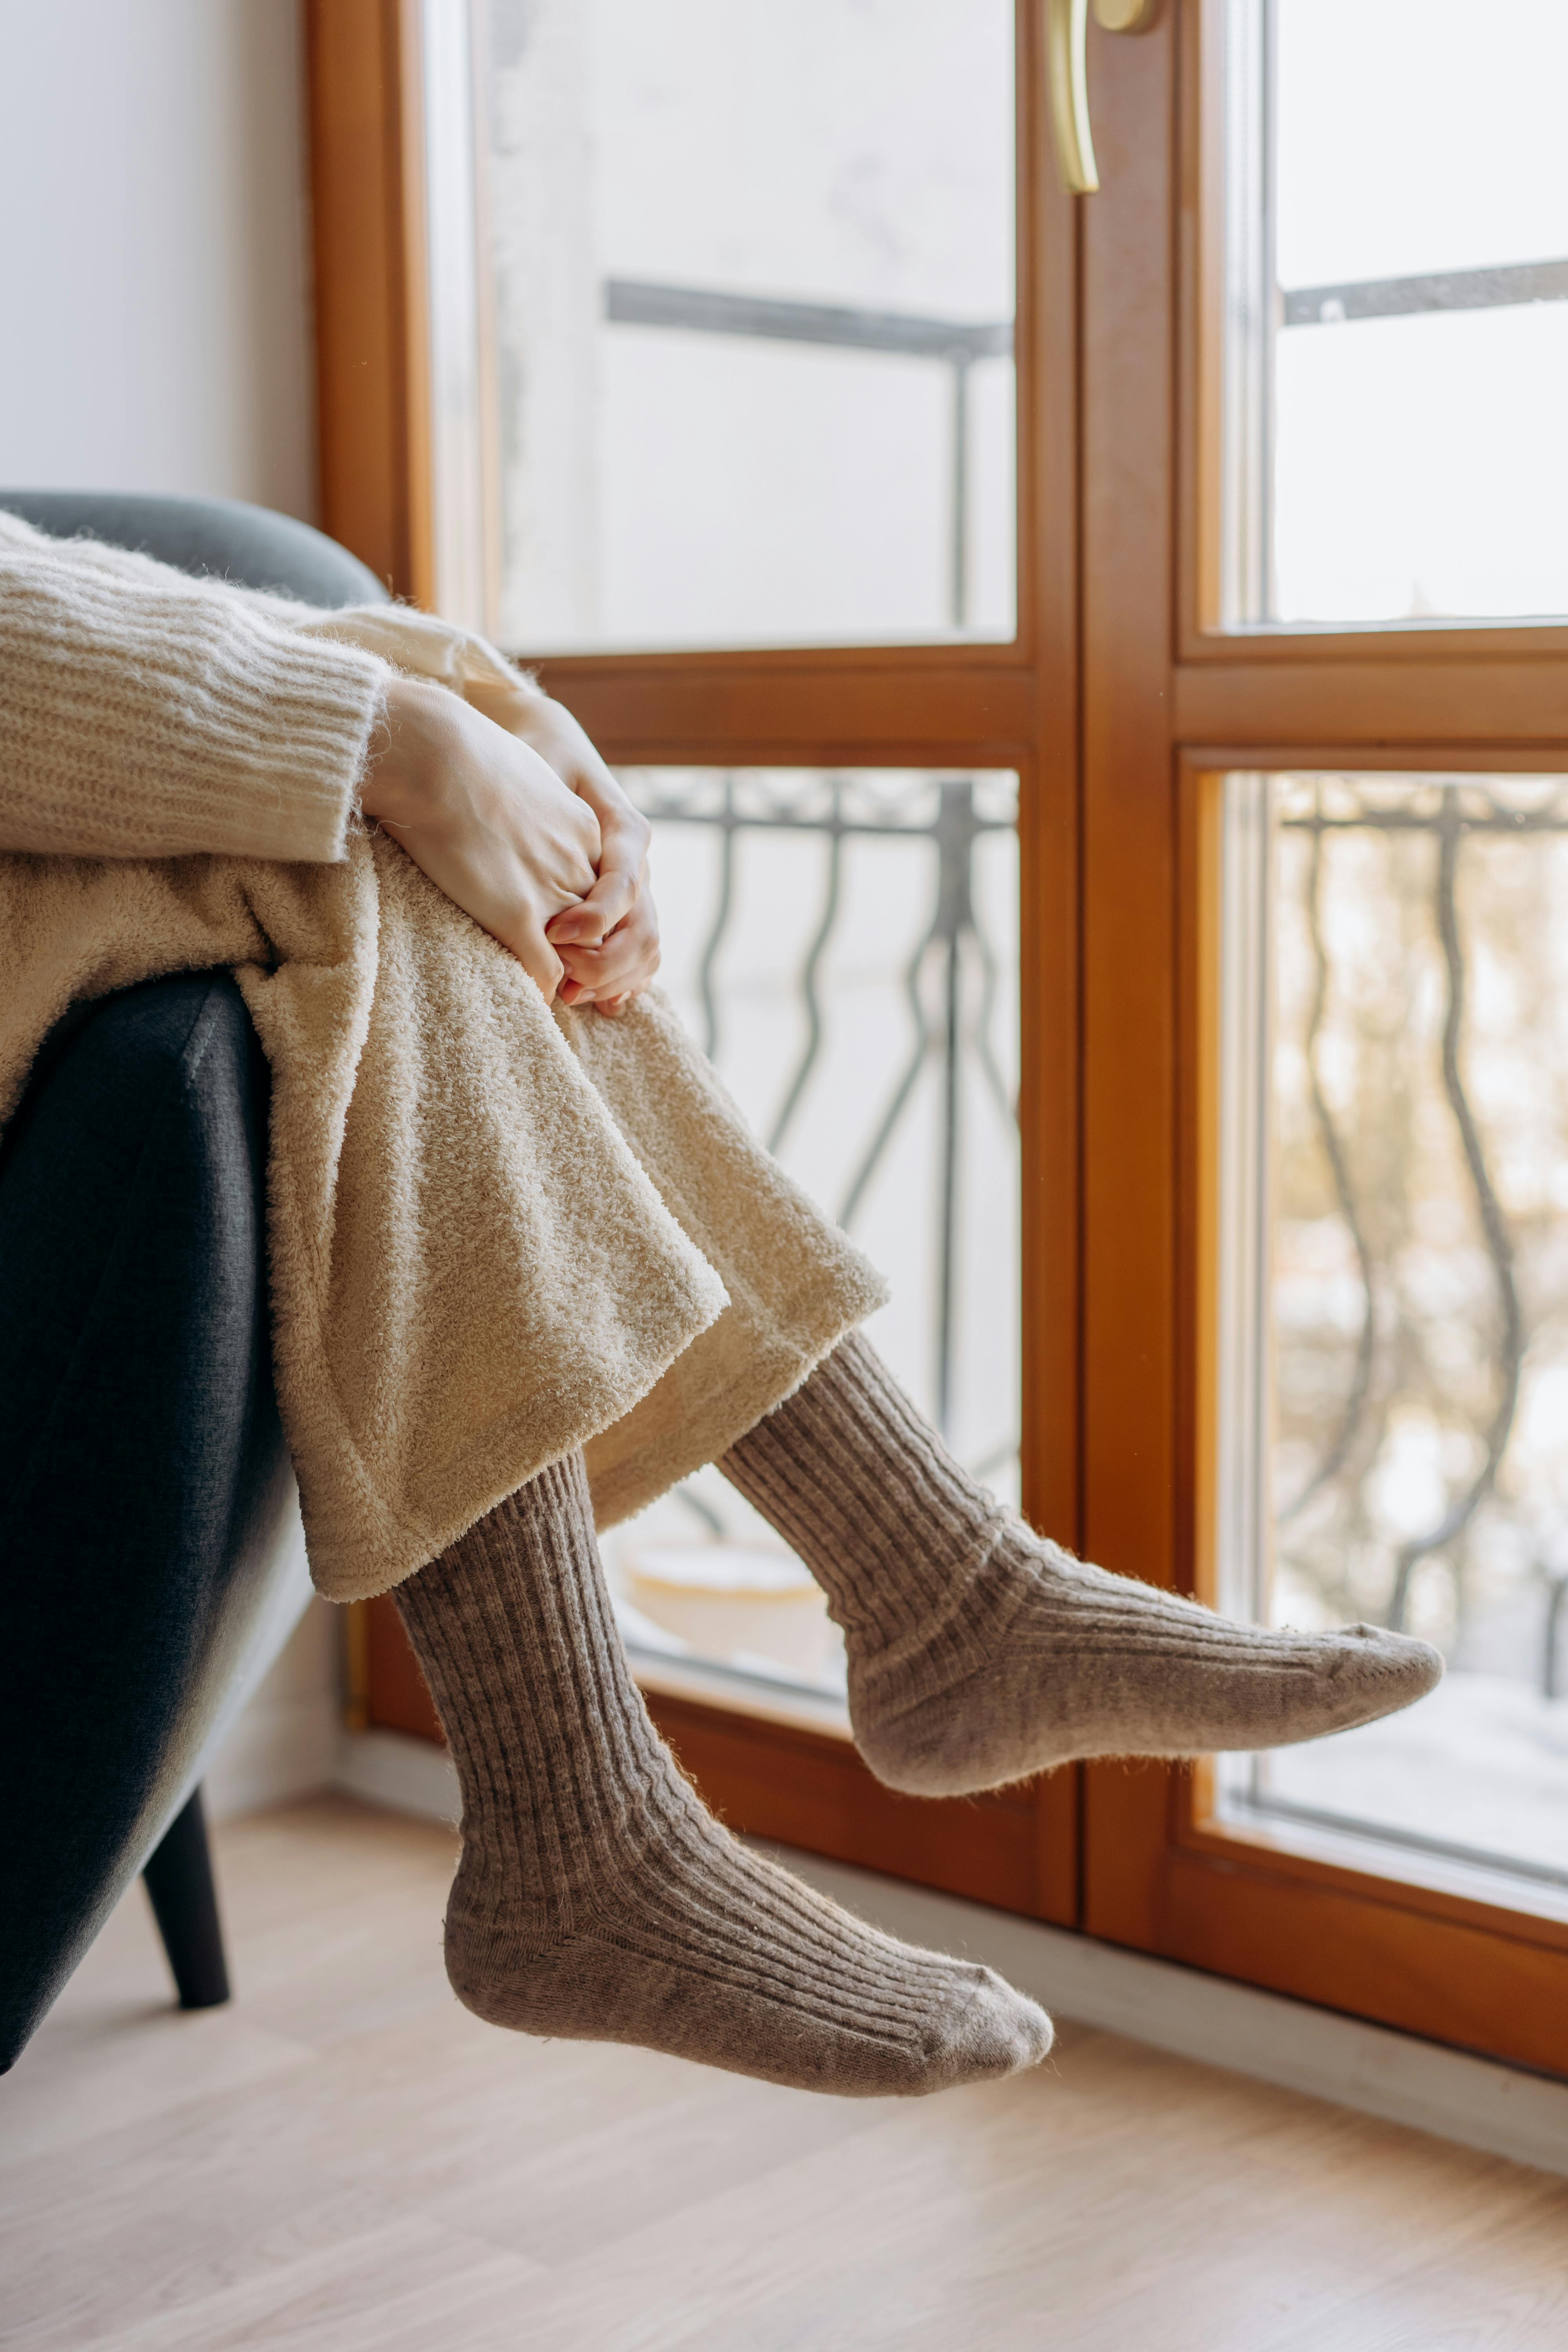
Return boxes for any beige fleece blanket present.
[1,625,884,1604]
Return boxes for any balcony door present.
[309,0,1081,1926]
[309,0,1568,2071]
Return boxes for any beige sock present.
[392,1452,1052,2097]
[721,1334,1443,1796]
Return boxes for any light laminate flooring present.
[2,1795,1565,2352]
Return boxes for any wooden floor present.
[4,1798,1566,2352]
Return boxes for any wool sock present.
[720,1333,1443,1797]
[392,1452,1053,2097]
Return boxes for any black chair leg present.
[140,1788,231,2010]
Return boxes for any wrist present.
[505,695,573,764]
[461,662,552,742]
[361,677,460,827]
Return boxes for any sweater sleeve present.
[0,512,389,863]
[294,599,545,720]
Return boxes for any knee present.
[4,972,266,1214]
[0,974,271,1423]
[74,971,261,1139]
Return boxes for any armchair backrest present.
[0,490,389,610]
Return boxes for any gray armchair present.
[0,492,387,2068]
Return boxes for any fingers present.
[557,942,646,993]
[555,896,659,995]
[546,863,638,947]
[556,943,658,1007]
[556,940,657,1002]
[545,905,606,947]
[562,983,634,1014]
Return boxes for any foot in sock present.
[721,1334,1444,1798]
[393,1455,1053,2098]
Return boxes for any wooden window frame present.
[1078,0,1568,2078]
[307,0,1082,1930]
[1084,745,1568,2079]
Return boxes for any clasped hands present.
[362,675,658,1013]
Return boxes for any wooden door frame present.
[307,0,435,606]
[1079,0,1568,2076]
[306,0,1083,1929]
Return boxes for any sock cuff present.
[721,1333,1007,1650]
[394,1452,674,1913]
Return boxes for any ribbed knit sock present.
[392,1453,1053,2097]
[720,1334,1443,1797]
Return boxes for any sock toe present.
[941,1968,1054,2083]
[1324,1624,1445,1719]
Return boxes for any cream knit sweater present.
[0,511,884,1601]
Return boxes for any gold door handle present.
[1047,0,1162,197]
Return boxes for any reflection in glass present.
[603,770,1020,1705]
[1217,773,1568,1902]
[1221,0,1568,625]
[480,0,1016,650]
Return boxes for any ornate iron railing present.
[1275,778,1568,1695]
[623,768,1019,1454]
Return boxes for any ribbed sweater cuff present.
[0,555,391,863]
[173,624,388,863]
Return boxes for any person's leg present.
[0,974,287,2068]
[392,1452,1052,2096]
[720,1332,1442,1797]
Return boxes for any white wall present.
[0,0,317,519]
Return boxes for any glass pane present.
[1217,772,1568,1905]
[1220,0,1568,626]
[475,1,1015,650]
[602,769,1020,1707]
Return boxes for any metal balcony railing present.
[624,768,1018,1458]
[1276,779,1568,1697]
[603,279,1014,632]
[1281,257,1568,329]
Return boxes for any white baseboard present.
[205,1691,340,1821]
[335,1726,461,1824]
[333,1726,1568,2182]
[769,1847,1568,2183]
